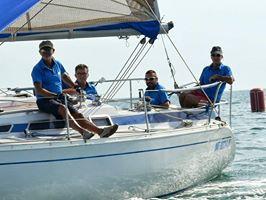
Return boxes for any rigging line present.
[161,34,178,89]
[143,0,219,115]
[104,40,148,101]
[109,0,154,19]
[91,44,147,115]
[105,42,148,101]
[100,40,141,101]
[0,0,55,47]
[107,43,152,101]
[102,39,147,101]
[90,42,151,115]
[87,39,144,114]
[40,2,130,17]
[143,0,197,83]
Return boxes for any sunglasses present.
[211,54,222,57]
[145,77,157,81]
[40,47,53,55]
[76,72,88,75]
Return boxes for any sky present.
[0,0,265,97]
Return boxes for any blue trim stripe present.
[112,111,207,126]
[0,21,160,39]
[0,136,232,166]
[10,111,208,133]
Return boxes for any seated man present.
[31,40,118,140]
[179,46,235,108]
[144,70,170,109]
[63,64,98,100]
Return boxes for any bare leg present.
[72,112,103,134]
[183,94,200,108]
[57,105,87,134]
[179,92,187,107]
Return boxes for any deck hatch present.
[0,124,12,132]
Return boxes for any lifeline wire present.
[103,39,147,102]
[86,39,149,114]
[108,42,154,101]
[89,40,153,115]
[100,40,142,101]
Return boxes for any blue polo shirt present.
[62,80,98,100]
[199,64,233,102]
[82,82,98,100]
[31,59,66,99]
[145,83,170,106]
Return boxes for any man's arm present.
[161,101,170,109]
[34,82,57,97]
[62,73,76,88]
[210,75,235,85]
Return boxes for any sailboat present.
[0,1,235,199]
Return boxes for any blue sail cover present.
[0,0,161,41]
[0,0,40,32]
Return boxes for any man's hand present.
[145,96,152,102]
[209,75,220,83]
[63,88,78,95]
[209,75,235,85]
[74,85,82,93]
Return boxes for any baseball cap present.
[39,40,54,50]
[211,46,223,55]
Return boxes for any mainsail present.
[0,0,172,41]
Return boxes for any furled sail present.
[0,0,172,42]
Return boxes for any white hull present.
[0,123,235,200]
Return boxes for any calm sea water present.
[144,90,266,200]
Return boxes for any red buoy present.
[250,88,265,112]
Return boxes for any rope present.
[100,40,142,101]
[161,34,178,89]
[88,40,153,115]
[85,39,147,114]
[0,0,54,47]
[108,43,153,101]
[143,0,219,116]
[103,39,147,102]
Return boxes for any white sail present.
[0,0,173,41]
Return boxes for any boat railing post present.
[208,82,223,124]
[64,94,70,140]
[139,89,150,132]
[229,85,233,127]
[129,80,133,109]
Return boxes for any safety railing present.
[1,80,233,137]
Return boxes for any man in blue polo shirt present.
[179,46,235,108]
[144,70,170,109]
[63,64,98,100]
[31,40,118,140]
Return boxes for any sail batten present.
[0,0,169,41]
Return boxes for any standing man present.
[144,70,170,109]
[179,46,235,108]
[31,40,118,140]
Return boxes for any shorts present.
[36,97,78,119]
[191,90,209,102]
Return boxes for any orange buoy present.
[250,88,265,112]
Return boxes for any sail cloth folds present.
[0,0,161,41]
